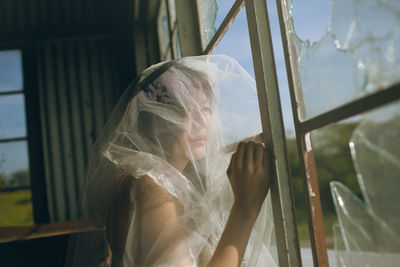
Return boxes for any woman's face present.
[175,92,213,161]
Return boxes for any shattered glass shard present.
[198,0,218,48]
[295,33,361,119]
[291,0,400,119]
[349,104,400,237]
[330,103,400,266]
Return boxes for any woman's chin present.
[191,146,207,160]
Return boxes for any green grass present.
[0,189,34,226]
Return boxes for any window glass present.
[198,0,219,47]
[0,141,30,188]
[0,94,27,139]
[212,8,262,145]
[212,8,254,77]
[291,0,400,120]
[0,49,34,226]
[158,0,171,59]
[0,50,23,92]
[214,0,236,31]
[309,120,361,265]
[307,101,400,265]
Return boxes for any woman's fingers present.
[235,142,246,169]
[255,143,264,169]
[244,141,255,171]
[230,141,271,175]
[227,141,272,211]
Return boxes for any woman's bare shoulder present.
[136,174,183,213]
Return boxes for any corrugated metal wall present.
[0,0,121,37]
[36,38,120,221]
[0,0,152,223]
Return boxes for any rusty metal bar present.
[203,0,245,55]
[299,83,400,133]
[245,0,302,266]
[275,0,329,266]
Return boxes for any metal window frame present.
[175,0,202,57]
[157,0,180,60]
[0,45,49,223]
[275,0,400,266]
[172,0,400,266]
[0,52,29,187]
[176,0,303,266]
[245,0,302,266]
[203,0,245,55]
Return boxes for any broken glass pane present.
[349,103,400,237]
[290,0,400,119]
[158,0,171,59]
[333,219,400,267]
[330,103,400,266]
[309,120,361,252]
[198,0,218,48]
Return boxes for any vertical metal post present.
[245,0,302,266]
[275,0,329,266]
[175,0,202,56]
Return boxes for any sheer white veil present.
[68,55,277,266]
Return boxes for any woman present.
[70,55,277,266]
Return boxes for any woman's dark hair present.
[136,61,213,155]
[135,61,214,193]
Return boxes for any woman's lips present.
[191,137,207,146]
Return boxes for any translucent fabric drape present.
[67,55,277,266]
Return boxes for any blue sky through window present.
[212,0,331,136]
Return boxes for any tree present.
[8,169,30,187]
[0,173,5,188]
[287,122,362,221]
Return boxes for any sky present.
[0,50,30,180]
[212,0,330,136]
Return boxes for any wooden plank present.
[0,221,100,243]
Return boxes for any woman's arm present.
[133,141,271,266]
[208,141,272,267]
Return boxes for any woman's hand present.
[207,142,272,267]
[226,141,272,215]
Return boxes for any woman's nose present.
[193,110,207,129]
